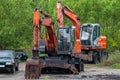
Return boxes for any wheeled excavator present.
[25,6,84,79]
[80,23,108,64]
[57,1,108,64]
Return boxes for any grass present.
[111,63,120,69]
[99,52,120,69]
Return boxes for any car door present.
[14,51,19,67]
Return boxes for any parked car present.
[0,50,19,73]
[15,50,28,61]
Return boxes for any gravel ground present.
[0,62,120,80]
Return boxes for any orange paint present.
[98,36,106,49]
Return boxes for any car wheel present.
[25,57,27,60]
[16,65,19,71]
[11,66,16,73]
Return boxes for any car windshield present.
[0,50,13,59]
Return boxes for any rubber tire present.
[11,66,15,73]
[92,53,99,64]
[80,63,84,71]
[16,64,19,71]
[75,64,80,72]
[75,58,81,72]
[101,51,108,62]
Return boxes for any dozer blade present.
[25,59,42,79]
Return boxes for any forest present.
[0,0,120,52]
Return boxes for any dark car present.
[15,50,28,61]
[0,50,19,73]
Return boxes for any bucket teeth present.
[70,64,79,74]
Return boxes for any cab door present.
[57,27,71,54]
[92,25,100,46]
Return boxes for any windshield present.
[81,25,92,40]
[0,50,13,59]
[57,28,71,51]
[58,28,70,42]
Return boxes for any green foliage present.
[111,63,120,69]
[0,0,120,52]
[99,52,120,69]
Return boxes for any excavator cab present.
[57,26,75,54]
[81,24,100,46]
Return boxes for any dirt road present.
[0,62,120,80]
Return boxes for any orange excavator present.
[57,1,108,64]
[25,6,84,79]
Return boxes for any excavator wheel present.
[100,51,108,62]
[92,52,99,64]
[75,58,81,72]
[75,58,84,72]
[80,63,84,71]
[25,59,42,79]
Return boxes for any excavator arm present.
[33,8,40,58]
[33,8,57,54]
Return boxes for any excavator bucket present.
[25,50,42,79]
[25,58,42,79]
